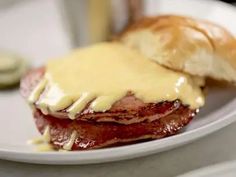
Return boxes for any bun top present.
[118,15,236,83]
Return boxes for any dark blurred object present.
[220,0,236,3]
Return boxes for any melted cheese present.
[28,126,54,152]
[28,78,47,104]
[43,125,50,142]
[29,42,205,119]
[36,144,54,152]
[63,131,78,150]
[28,126,51,145]
[27,137,44,145]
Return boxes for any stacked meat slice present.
[20,68,196,150]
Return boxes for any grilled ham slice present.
[21,68,185,125]
[34,106,195,150]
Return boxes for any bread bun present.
[118,15,236,83]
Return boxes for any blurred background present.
[0,0,235,68]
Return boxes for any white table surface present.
[0,122,235,177]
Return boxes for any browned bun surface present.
[118,15,236,83]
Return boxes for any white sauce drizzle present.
[63,131,78,151]
[27,126,54,152]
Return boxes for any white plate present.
[178,161,236,177]
[0,0,236,164]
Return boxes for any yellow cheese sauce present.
[27,126,55,152]
[28,126,77,151]
[29,42,205,119]
[63,131,78,150]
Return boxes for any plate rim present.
[0,99,235,164]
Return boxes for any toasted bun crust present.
[118,15,236,83]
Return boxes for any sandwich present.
[20,15,236,151]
